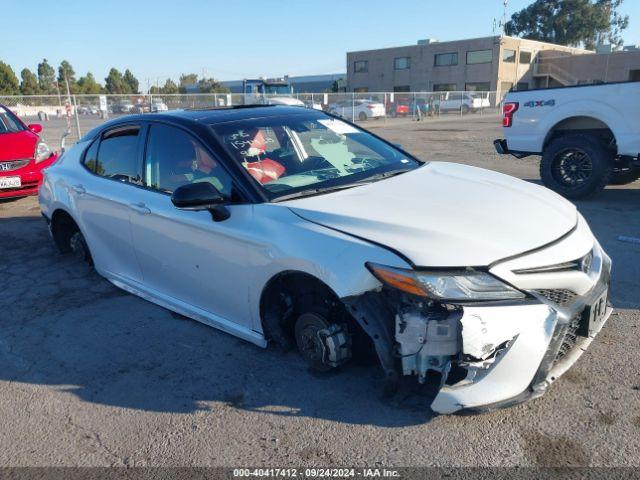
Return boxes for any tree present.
[57,60,78,93]
[20,68,40,95]
[149,78,179,95]
[104,68,127,94]
[37,59,57,94]
[162,78,179,94]
[77,72,102,94]
[123,69,139,94]
[505,0,629,49]
[178,73,198,93]
[197,77,229,93]
[0,61,20,95]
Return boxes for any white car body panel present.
[503,81,640,155]
[329,101,386,120]
[39,110,612,415]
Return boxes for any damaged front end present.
[342,245,612,414]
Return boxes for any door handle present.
[71,184,86,194]
[128,202,151,215]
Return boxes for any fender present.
[536,98,622,153]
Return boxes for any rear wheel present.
[540,134,613,199]
[69,230,93,265]
[610,159,640,185]
[358,111,367,121]
[461,104,470,114]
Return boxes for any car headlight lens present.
[366,263,526,302]
[34,140,52,163]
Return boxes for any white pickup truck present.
[494,81,640,198]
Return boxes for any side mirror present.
[171,182,230,222]
[28,124,43,134]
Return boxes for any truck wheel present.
[461,104,470,114]
[609,166,640,185]
[540,134,613,199]
[358,111,367,121]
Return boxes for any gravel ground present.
[0,115,639,467]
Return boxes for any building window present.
[502,49,516,63]
[516,82,529,91]
[465,82,491,92]
[433,83,457,92]
[353,87,369,93]
[434,52,458,67]
[467,49,493,65]
[393,85,411,92]
[520,51,532,64]
[394,57,410,70]
[353,61,368,73]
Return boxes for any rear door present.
[75,124,145,282]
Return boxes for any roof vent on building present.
[418,39,439,45]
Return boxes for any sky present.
[3,0,640,87]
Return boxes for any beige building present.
[346,35,640,97]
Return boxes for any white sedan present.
[39,105,612,414]
[328,99,386,121]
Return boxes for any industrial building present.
[221,73,345,94]
[347,35,640,97]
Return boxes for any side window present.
[94,127,141,183]
[144,124,237,199]
[83,138,100,172]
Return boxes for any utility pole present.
[502,0,508,35]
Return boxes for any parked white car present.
[39,105,612,414]
[437,91,490,113]
[328,99,386,121]
[495,81,640,198]
[151,100,169,112]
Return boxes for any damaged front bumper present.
[343,241,613,415]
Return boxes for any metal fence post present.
[352,92,355,121]
[72,95,82,139]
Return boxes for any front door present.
[129,123,253,327]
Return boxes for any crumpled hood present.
[283,162,577,267]
[0,131,37,162]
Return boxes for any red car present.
[0,105,57,199]
[390,100,410,117]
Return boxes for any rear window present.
[93,127,141,183]
[0,107,26,134]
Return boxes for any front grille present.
[554,313,582,364]
[0,159,30,172]
[535,289,578,308]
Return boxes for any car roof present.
[81,105,315,141]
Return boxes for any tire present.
[609,167,640,186]
[70,231,93,265]
[540,134,613,199]
[358,111,367,121]
[461,104,470,114]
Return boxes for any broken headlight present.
[366,263,526,302]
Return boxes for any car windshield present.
[210,111,421,201]
[263,84,291,95]
[0,106,26,134]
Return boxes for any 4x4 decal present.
[524,99,556,108]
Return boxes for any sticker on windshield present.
[318,119,359,135]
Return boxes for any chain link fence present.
[0,92,501,151]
